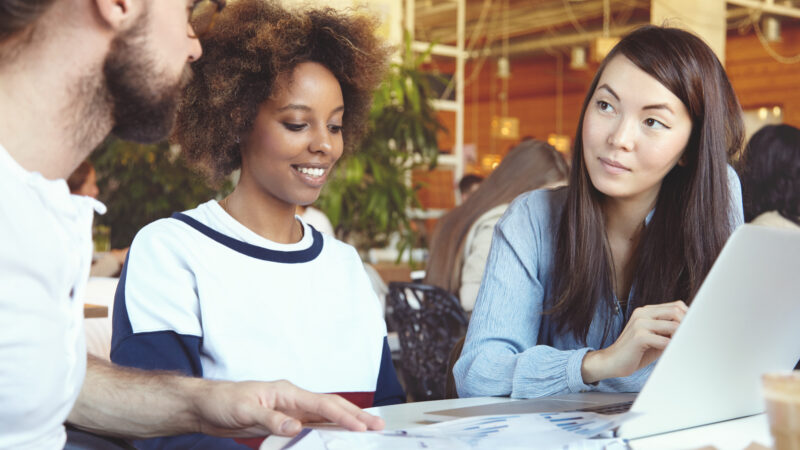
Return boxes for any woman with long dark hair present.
[454,25,744,398]
[424,140,568,311]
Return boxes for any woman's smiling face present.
[581,54,693,207]
[240,61,344,208]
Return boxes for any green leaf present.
[91,137,231,248]
[316,30,443,263]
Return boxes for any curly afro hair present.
[173,0,391,182]
[739,124,800,225]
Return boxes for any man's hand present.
[69,357,383,439]
[193,379,386,437]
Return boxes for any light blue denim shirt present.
[454,166,744,399]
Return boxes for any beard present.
[102,9,191,143]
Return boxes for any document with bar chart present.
[271,411,635,449]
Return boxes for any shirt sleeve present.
[111,221,248,450]
[727,164,744,229]
[453,193,595,399]
[111,220,204,370]
[372,337,406,406]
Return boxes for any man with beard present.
[0,0,385,448]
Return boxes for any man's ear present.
[94,0,134,30]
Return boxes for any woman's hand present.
[581,300,688,384]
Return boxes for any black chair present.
[385,282,468,402]
[445,335,466,399]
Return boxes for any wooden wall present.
[726,25,800,127]
[437,56,598,158]
[416,56,598,212]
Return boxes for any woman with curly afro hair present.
[110,2,404,448]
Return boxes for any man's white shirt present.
[0,144,105,449]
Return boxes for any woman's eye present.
[283,123,306,132]
[644,118,669,130]
[597,100,614,112]
[328,125,343,134]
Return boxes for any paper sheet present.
[265,411,634,450]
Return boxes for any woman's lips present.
[599,157,631,174]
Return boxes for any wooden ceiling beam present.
[473,22,648,57]
[416,0,647,45]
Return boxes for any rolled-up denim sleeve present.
[453,193,595,399]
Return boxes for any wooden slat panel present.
[413,168,456,210]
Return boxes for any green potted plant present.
[318,35,445,263]
[91,137,229,249]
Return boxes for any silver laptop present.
[427,224,800,439]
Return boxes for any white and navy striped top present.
[111,200,404,449]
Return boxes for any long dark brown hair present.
[425,140,569,294]
[549,25,744,343]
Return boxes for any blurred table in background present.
[83,303,108,318]
[373,262,413,284]
[82,277,120,360]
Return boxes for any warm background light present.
[490,116,519,139]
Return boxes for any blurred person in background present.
[67,160,100,198]
[457,173,484,203]
[67,160,128,277]
[738,124,800,371]
[424,140,569,312]
[738,124,800,231]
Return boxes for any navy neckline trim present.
[171,212,323,263]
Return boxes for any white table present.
[370,398,774,449]
[262,397,774,449]
[628,414,772,449]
